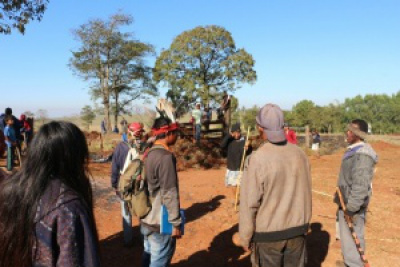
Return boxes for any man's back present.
[240,142,312,244]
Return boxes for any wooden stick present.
[235,127,250,211]
[336,187,371,267]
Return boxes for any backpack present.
[118,142,152,219]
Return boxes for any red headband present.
[152,122,179,136]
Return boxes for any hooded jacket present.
[335,142,378,215]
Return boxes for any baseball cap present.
[256,103,286,143]
[128,122,145,136]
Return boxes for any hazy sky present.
[1,0,399,117]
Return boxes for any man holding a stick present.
[220,123,251,199]
[335,119,378,267]
[239,103,312,267]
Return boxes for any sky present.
[1,0,399,117]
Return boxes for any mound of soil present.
[172,139,226,171]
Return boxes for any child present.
[4,116,17,171]
[220,123,252,197]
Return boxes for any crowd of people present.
[190,90,231,145]
[0,107,33,171]
[0,101,378,267]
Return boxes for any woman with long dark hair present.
[0,121,100,267]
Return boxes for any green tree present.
[0,0,48,34]
[154,25,257,110]
[80,105,96,130]
[70,13,156,131]
[232,105,259,132]
[292,100,316,127]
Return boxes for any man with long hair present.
[0,121,100,267]
[140,116,182,267]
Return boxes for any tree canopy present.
[154,25,256,113]
[0,0,48,34]
[234,91,400,134]
[70,13,156,130]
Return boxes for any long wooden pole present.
[234,127,250,211]
[336,187,371,267]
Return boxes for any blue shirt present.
[4,125,16,147]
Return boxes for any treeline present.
[234,92,400,134]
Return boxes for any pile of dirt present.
[172,139,226,171]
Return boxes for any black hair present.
[351,119,368,134]
[5,107,12,115]
[152,117,172,140]
[0,121,98,267]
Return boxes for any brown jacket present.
[239,142,312,247]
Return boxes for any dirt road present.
[91,141,400,267]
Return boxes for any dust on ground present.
[91,140,400,267]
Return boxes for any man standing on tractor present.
[334,119,378,267]
[191,103,202,145]
[220,91,231,133]
[239,103,312,267]
[111,122,145,246]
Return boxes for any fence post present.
[305,125,310,148]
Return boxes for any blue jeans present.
[7,146,13,171]
[195,124,201,142]
[121,200,133,244]
[141,224,176,267]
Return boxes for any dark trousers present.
[252,236,306,267]
[7,146,14,171]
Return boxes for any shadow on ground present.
[306,222,330,267]
[100,227,143,267]
[173,224,251,267]
[184,195,226,224]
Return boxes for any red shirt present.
[285,129,297,144]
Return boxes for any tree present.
[108,40,156,128]
[70,13,156,131]
[232,105,259,132]
[0,0,48,34]
[154,25,257,110]
[292,100,316,127]
[80,105,96,130]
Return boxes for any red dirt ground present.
[90,140,400,267]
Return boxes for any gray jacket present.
[141,146,182,229]
[239,142,312,248]
[336,142,378,214]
